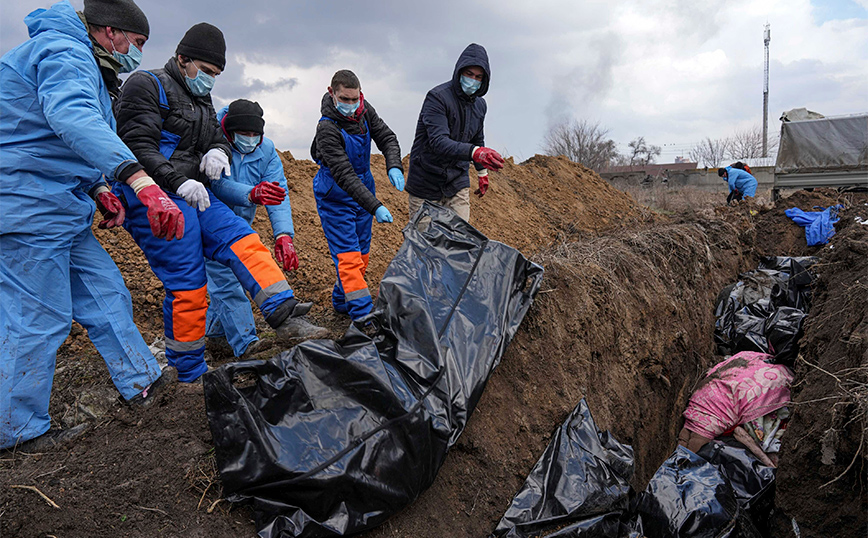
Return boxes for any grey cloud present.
[2,1,865,164]
[545,32,623,126]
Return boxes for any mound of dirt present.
[775,196,868,537]
[278,152,650,316]
[713,188,849,261]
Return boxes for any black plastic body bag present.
[203,203,544,537]
[491,399,636,538]
[713,256,815,365]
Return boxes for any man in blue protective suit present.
[114,24,327,383]
[206,99,300,358]
[311,70,404,323]
[0,0,186,451]
[719,165,758,203]
[406,43,504,222]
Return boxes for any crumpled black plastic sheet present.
[697,438,776,537]
[713,256,816,364]
[202,203,543,538]
[491,399,635,538]
[634,446,744,538]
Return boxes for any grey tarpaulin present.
[491,399,635,538]
[202,202,543,537]
[775,114,868,175]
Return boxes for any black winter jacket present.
[406,43,489,200]
[115,58,230,193]
[310,93,403,215]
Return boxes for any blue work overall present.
[313,118,375,321]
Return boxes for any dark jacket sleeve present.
[420,90,475,161]
[115,72,188,192]
[315,120,383,214]
[470,100,487,172]
[366,102,403,173]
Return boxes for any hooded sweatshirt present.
[406,43,490,200]
[0,0,142,234]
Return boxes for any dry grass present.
[185,449,223,511]
[798,354,868,488]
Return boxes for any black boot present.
[266,298,328,339]
[7,423,91,454]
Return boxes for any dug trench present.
[1,155,865,537]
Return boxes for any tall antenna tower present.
[763,23,771,158]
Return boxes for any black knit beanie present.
[224,99,265,134]
[83,0,149,37]
[718,167,727,177]
[176,23,226,70]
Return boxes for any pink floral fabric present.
[683,351,795,439]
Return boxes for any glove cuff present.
[91,183,111,198]
[129,176,157,195]
[477,169,489,178]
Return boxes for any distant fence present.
[600,166,774,191]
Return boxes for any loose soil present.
[774,197,868,537]
[1,153,865,537]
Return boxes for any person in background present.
[114,23,326,383]
[731,161,753,175]
[0,0,183,451]
[719,164,758,203]
[207,99,298,358]
[311,69,404,323]
[406,43,504,222]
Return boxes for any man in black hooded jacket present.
[406,43,504,222]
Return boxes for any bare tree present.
[627,136,661,167]
[689,137,730,167]
[543,120,621,171]
[727,125,778,160]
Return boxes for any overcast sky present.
[3,0,866,163]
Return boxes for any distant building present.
[603,161,698,175]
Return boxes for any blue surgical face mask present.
[184,62,216,96]
[112,31,142,74]
[460,75,482,96]
[335,99,359,117]
[233,133,261,154]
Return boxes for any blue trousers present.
[315,196,374,320]
[0,226,161,449]
[115,183,294,381]
[205,259,258,357]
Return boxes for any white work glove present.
[177,179,211,212]
[200,148,231,180]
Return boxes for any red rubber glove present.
[475,174,489,198]
[249,181,286,206]
[472,147,505,171]
[136,184,185,241]
[274,234,299,271]
[95,191,125,229]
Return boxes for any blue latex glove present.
[388,167,405,191]
[375,205,393,223]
